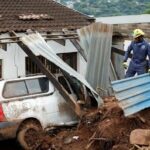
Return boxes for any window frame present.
[25,52,77,75]
[3,80,28,98]
[0,43,7,51]
[2,77,51,99]
[62,52,77,71]
[0,59,3,79]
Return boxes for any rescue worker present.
[123,29,150,78]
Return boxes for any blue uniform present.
[124,39,150,78]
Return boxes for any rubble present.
[36,97,150,150]
[130,129,150,145]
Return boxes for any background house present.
[97,14,150,79]
[0,0,94,79]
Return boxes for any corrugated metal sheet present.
[96,14,150,24]
[20,32,103,105]
[77,22,113,96]
[111,73,150,116]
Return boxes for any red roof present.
[0,0,94,33]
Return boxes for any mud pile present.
[37,97,150,150]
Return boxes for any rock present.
[63,137,72,144]
[130,129,150,145]
[112,144,129,150]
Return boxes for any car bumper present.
[0,122,20,140]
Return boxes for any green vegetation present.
[59,0,150,17]
[144,3,150,14]
[145,9,150,14]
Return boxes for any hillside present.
[58,0,150,17]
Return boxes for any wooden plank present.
[10,31,82,117]
[70,39,87,61]
[112,47,132,58]
[0,36,78,44]
[0,33,78,41]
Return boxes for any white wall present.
[0,33,85,79]
[3,43,26,79]
[77,53,86,76]
[47,40,77,54]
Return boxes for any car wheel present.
[17,121,42,150]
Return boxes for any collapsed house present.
[96,15,150,116]
[0,0,94,80]
[0,0,150,107]
[0,1,150,149]
[97,14,150,81]
[0,0,105,124]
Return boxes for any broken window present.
[3,77,49,98]
[25,53,77,75]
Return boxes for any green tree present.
[144,9,150,14]
[62,0,149,17]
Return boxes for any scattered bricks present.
[130,129,150,146]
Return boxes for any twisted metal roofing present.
[112,73,150,116]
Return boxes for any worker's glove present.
[122,62,128,69]
[148,69,150,74]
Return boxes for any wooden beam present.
[0,36,78,44]
[70,39,87,61]
[10,31,82,117]
[0,33,78,41]
[112,47,132,58]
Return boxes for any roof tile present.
[0,0,94,33]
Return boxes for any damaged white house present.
[0,0,94,79]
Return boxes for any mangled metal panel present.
[112,52,125,80]
[111,73,150,116]
[20,33,103,105]
[77,22,113,96]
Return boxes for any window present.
[26,56,60,75]
[3,77,49,98]
[26,78,49,94]
[0,44,7,51]
[26,56,43,75]
[3,81,28,98]
[62,53,77,70]
[25,53,77,75]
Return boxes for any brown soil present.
[36,97,150,150]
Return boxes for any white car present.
[0,74,99,149]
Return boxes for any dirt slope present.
[37,97,150,150]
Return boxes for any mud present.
[1,97,150,150]
[36,97,150,150]
[0,139,23,150]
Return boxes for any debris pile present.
[37,97,150,150]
